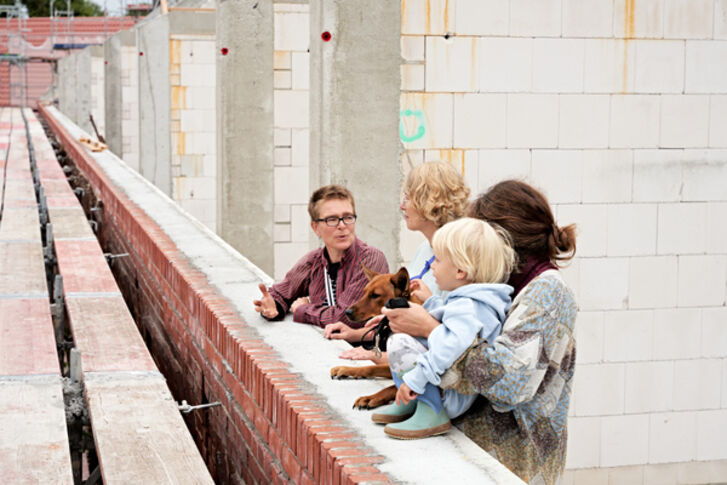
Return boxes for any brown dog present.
[330,266,421,409]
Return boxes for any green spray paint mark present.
[400,109,426,143]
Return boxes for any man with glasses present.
[253,185,389,328]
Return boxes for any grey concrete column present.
[104,31,128,157]
[137,15,171,195]
[75,48,92,133]
[216,0,274,275]
[310,0,402,266]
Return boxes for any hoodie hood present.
[446,283,513,323]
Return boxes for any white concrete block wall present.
[273,3,310,280]
[170,36,217,231]
[400,0,727,479]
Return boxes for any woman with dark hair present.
[383,180,577,485]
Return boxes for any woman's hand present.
[409,279,432,303]
[253,283,279,319]
[338,347,384,362]
[290,296,310,314]
[324,321,366,342]
[396,382,418,405]
[383,302,440,338]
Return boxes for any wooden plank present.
[53,240,119,295]
[65,296,157,373]
[0,379,74,485]
[0,241,47,296]
[48,207,96,240]
[0,299,59,377]
[84,374,214,485]
[0,208,41,241]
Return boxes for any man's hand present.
[396,382,418,405]
[409,279,432,303]
[253,283,279,319]
[290,296,310,314]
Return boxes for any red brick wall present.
[39,105,392,485]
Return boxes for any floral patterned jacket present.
[442,270,578,485]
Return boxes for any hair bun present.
[554,224,577,256]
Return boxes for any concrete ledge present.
[40,104,523,484]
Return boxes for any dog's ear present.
[393,267,410,295]
[361,264,379,281]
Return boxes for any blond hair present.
[432,217,516,284]
[404,162,470,228]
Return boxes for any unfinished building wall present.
[89,46,105,137]
[402,1,727,482]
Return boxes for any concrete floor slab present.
[0,208,41,241]
[48,206,97,241]
[0,299,59,377]
[54,240,120,295]
[0,241,48,296]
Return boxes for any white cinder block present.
[557,204,608,257]
[401,64,425,91]
[401,0,454,35]
[581,150,633,203]
[274,204,290,223]
[559,95,610,148]
[479,37,533,93]
[455,0,508,35]
[273,51,291,70]
[607,204,657,256]
[463,150,478,189]
[274,69,290,91]
[507,94,559,148]
[563,0,613,37]
[274,128,291,147]
[653,308,702,360]
[401,36,425,61]
[291,51,309,90]
[723,359,727,408]
[180,63,215,87]
[291,129,309,167]
[573,363,625,416]
[575,311,604,364]
[181,40,215,65]
[274,12,309,51]
[702,308,727,358]
[629,256,678,309]
[186,86,215,110]
[274,242,309,280]
[604,310,654,362]
[600,414,650,467]
[678,255,727,307]
[673,359,722,411]
[530,150,582,204]
[584,39,636,93]
[453,94,507,148]
[709,95,727,147]
[477,150,532,189]
[274,147,291,166]
[686,41,727,93]
[510,0,562,37]
[717,0,727,40]
[532,39,585,93]
[681,150,727,202]
[566,416,601,469]
[634,41,685,94]
[560,253,580,302]
[632,150,683,202]
[579,257,629,310]
[660,95,710,148]
[707,202,727,255]
[400,93,453,149]
[657,203,707,255]
[290,205,309,242]
[425,36,478,92]
[274,166,309,205]
[274,90,308,128]
[663,0,713,39]
[624,361,674,413]
[614,0,664,38]
[610,96,660,148]
[180,109,215,133]
[649,412,697,464]
[696,410,727,461]
[274,223,291,242]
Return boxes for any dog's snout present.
[345,308,355,319]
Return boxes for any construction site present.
[1,0,727,484]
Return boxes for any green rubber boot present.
[383,400,451,440]
[371,401,416,424]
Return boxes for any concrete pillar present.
[104,32,123,156]
[75,48,93,133]
[310,0,402,266]
[57,53,76,123]
[137,15,171,195]
[216,0,274,275]
[89,45,105,138]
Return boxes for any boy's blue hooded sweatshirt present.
[403,283,512,415]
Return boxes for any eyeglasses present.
[315,215,357,227]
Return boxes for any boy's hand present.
[253,283,279,319]
[290,296,310,313]
[410,279,432,302]
[396,382,418,405]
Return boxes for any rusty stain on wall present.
[622,0,635,93]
